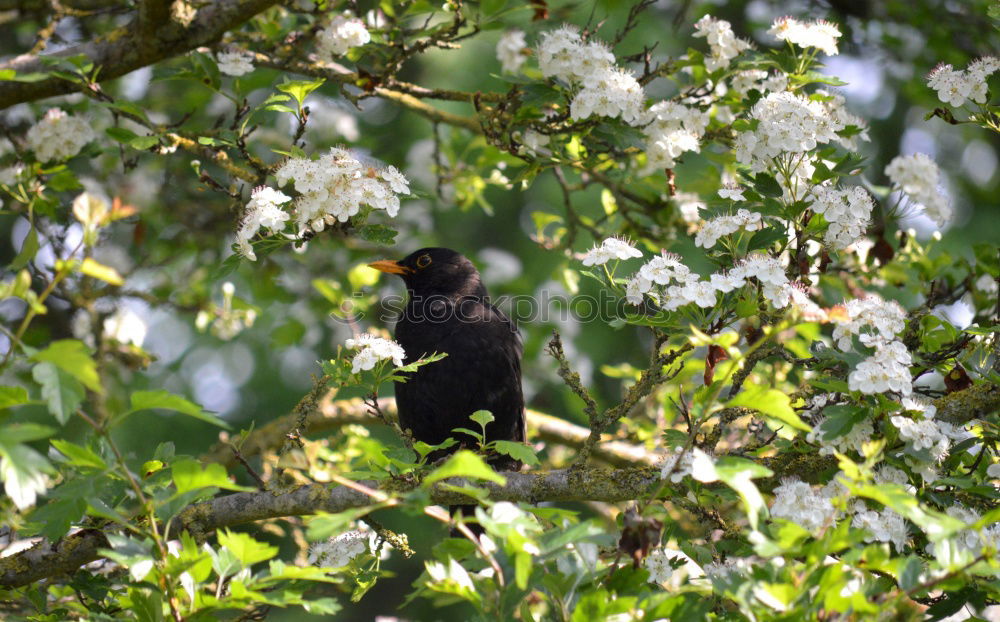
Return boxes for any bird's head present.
[369,247,486,298]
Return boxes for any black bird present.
[370,248,525,524]
[369,248,525,458]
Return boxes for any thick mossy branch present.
[202,395,663,469]
[0,0,280,108]
[934,380,1000,424]
[0,466,659,589]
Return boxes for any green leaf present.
[752,173,783,198]
[423,450,506,487]
[0,386,30,410]
[727,385,810,432]
[276,77,325,106]
[10,225,39,271]
[0,423,56,445]
[359,224,398,245]
[50,439,108,470]
[128,390,231,429]
[714,457,771,530]
[0,443,54,509]
[217,528,279,567]
[470,409,494,428]
[491,440,540,466]
[32,339,101,393]
[129,135,160,150]
[172,459,254,495]
[746,226,786,252]
[31,362,85,425]
[105,127,139,143]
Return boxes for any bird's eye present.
[416,254,432,268]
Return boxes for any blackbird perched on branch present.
[370,248,526,526]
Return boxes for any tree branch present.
[0,465,659,588]
[0,0,280,108]
[201,394,663,469]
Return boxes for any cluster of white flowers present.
[807,417,874,456]
[581,237,643,266]
[817,90,870,150]
[496,29,527,73]
[316,13,371,60]
[693,15,751,72]
[850,505,908,551]
[735,92,844,172]
[848,340,912,395]
[832,295,907,350]
[810,185,874,249]
[25,109,95,163]
[642,101,709,170]
[537,26,645,125]
[274,148,410,232]
[935,505,1000,558]
[216,49,255,76]
[537,25,615,84]
[885,153,951,227]
[694,209,763,248]
[768,17,842,56]
[235,186,292,260]
[770,477,838,532]
[308,530,369,567]
[644,547,683,584]
[729,70,788,96]
[345,333,406,373]
[890,398,950,462]
[927,56,999,108]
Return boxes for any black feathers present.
[370,248,525,468]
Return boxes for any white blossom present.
[693,15,751,71]
[849,340,913,396]
[694,209,763,248]
[274,148,410,232]
[345,333,406,373]
[770,477,837,532]
[851,507,908,551]
[496,30,527,73]
[831,295,907,351]
[317,13,370,59]
[718,185,746,201]
[730,70,788,96]
[810,185,874,249]
[927,57,997,108]
[885,153,951,227]
[216,50,255,76]
[537,25,615,85]
[570,66,645,125]
[581,237,643,266]
[645,547,684,584]
[235,186,292,260]
[768,17,841,56]
[735,92,844,172]
[308,530,368,567]
[25,109,95,163]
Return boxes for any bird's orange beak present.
[368,259,413,275]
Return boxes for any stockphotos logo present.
[329,290,640,327]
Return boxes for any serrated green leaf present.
[359,224,398,245]
[172,459,253,495]
[128,390,230,429]
[727,385,810,432]
[50,439,107,470]
[491,440,540,466]
[423,450,506,487]
[276,77,325,106]
[31,361,85,424]
[217,528,279,567]
[32,339,101,393]
[0,386,30,410]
